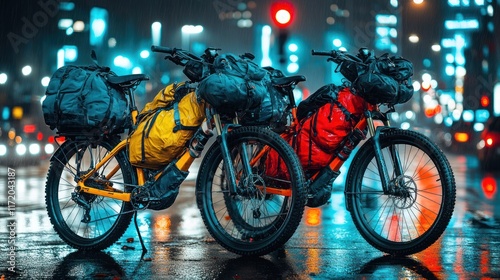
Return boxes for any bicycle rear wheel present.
[346,129,456,255]
[45,137,136,250]
[196,126,306,256]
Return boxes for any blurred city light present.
[59,1,75,11]
[29,143,40,155]
[57,49,65,68]
[140,50,150,59]
[113,55,132,69]
[181,25,204,34]
[237,19,253,28]
[463,110,474,122]
[445,19,479,30]
[22,65,32,76]
[41,76,50,87]
[0,73,7,84]
[473,122,485,132]
[476,109,490,123]
[413,81,421,91]
[151,22,162,45]
[132,67,142,74]
[481,176,497,200]
[12,107,23,119]
[260,25,272,67]
[45,143,55,154]
[108,38,117,48]
[454,132,469,142]
[494,83,500,116]
[332,39,342,47]
[431,44,441,52]
[90,7,108,46]
[16,144,27,156]
[287,62,299,73]
[409,34,419,43]
[288,43,298,52]
[63,45,78,62]
[2,107,9,120]
[73,20,85,32]
[58,19,73,30]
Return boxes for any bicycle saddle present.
[107,74,149,88]
[272,75,306,87]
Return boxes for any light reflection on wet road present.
[0,153,499,279]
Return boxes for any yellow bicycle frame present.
[74,106,294,203]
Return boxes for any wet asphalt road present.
[0,153,499,279]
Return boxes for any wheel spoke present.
[46,139,134,250]
[347,130,455,255]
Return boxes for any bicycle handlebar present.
[151,45,205,67]
[312,49,365,65]
[311,50,338,57]
[151,45,175,54]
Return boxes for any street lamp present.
[22,65,32,76]
[151,22,162,46]
[408,34,419,43]
[181,25,204,50]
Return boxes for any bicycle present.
[266,49,456,255]
[44,45,307,258]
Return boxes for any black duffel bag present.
[42,64,130,135]
[197,53,269,115]
[348,51,414,105]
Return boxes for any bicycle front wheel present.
[196,126,306,256]
[45,137,136,251]
[346,129,456,255]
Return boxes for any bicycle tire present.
[196,126,306,256]
[345,129,456,255]
[45,137,136,251]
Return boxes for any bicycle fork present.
[213,114,258,196]
[365,111,405,195]
[213,114,241,195]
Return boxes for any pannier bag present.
[350,52,414,105]
[128,83,205,170]
[197,53,269,115]
[266,86,365,178]
[238,85,289,129]
[295,86,365,171]
[42,65,130,135]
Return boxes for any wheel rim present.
[48,141,130,243]
[206,139,293,245]
[353,142,444,244]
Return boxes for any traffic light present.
[270,1,295,64]
[480,95,490,108]
[270,1,295,29]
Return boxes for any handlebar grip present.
[311,50,336,57]
[151,45,174,54]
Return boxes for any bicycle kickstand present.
[134,211,148,260]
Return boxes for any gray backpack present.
[42,65,130,135]
[197,53,269,115]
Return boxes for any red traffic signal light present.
[480,95,490,107]
[271,1,295,28]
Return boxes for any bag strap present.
[53,66,74,122]
[172,102,199,132]
[141,113,157,163]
